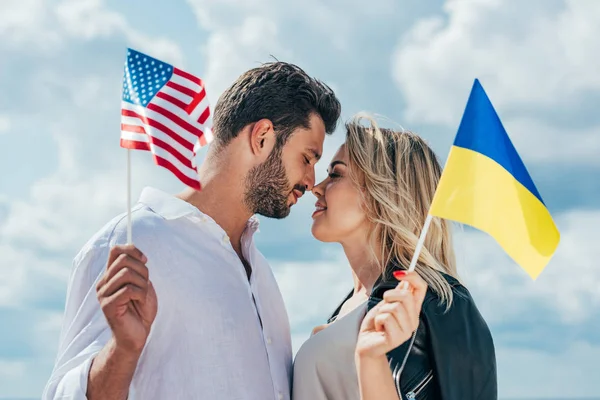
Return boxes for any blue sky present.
[0,0,599,398]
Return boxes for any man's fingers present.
[100,284,145,312]
[107,245,147,268]
[97,254,149,292]
[98,267,148,299]
[107,254,149,281]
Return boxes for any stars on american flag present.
[122,50,174,107]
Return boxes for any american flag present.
[120,48,213,190]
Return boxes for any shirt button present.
[278,392,283,400]
[222,235,229,244]
[266,337,272,344]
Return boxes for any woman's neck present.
[341,234,383,296]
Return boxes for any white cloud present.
[201,16,292,103]
[54,0,126,40]
[0,0,62,50]
[186,0,397,33]
[0,115,10,134]
[0,360,27,380]
[392,0,600,164]
[0,310,63,397]
[394,0,600,125]
[185,0,401,102]
[0,0,183,64]
[274,255,351,326]
[186,0,292,102]
[503,117,600,166]
[55,0,183,65]
[0,243,65,308]
[497,341,600,398]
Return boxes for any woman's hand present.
[356,270,427,359]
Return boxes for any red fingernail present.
[393,271,407,280]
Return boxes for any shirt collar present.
[138,187,199,220]
[138,187,261,232]
[246,215,260,232]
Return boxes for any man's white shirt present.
[43,187,293,400]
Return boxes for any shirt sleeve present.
[42,238,114,399]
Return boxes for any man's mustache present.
[293,185,306,196]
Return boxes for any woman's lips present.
[312,205,327,218]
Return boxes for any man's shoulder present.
[78,204,167,256]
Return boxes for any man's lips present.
[291,189,304,205]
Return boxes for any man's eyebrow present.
[309,148,321,160]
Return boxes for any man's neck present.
[177,159,253,251]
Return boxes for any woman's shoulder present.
[419,272,480,315]
[421,272,493,343]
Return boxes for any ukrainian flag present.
[430,79,560,280]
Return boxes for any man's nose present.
[303,168,316,192]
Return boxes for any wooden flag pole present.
[127,148,132,244]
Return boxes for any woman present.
[292,114,497,399]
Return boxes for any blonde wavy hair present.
[345,113,459,306]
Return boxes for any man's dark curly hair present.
[211,62,341,149]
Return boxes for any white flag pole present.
[407,214,433,272]
[400,214,433,289]
[127,148,132,244]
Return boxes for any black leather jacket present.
[328,266,497,400]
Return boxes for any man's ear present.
[249,119,276,160]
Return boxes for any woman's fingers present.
[379,294,418,332]
[374,311,403,336]
[383,286,418,320]
[392,270,428,309]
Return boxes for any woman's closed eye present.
[328,171,341,179]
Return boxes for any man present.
[43,62,341,400]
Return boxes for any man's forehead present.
[289,129,324,155]
[286,115,326,155]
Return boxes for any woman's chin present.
[310,222,337,243]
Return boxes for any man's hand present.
[96,244,158,354]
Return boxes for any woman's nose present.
[311,178,326,197]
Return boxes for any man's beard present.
[244,148,301,219]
